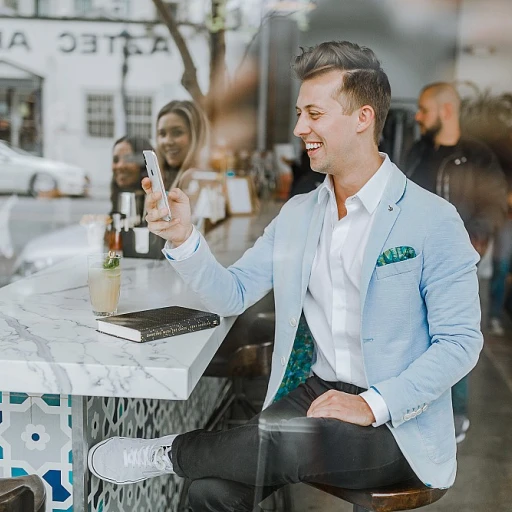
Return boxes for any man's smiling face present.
[293,69,360,176]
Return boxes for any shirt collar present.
[317,153,393,214]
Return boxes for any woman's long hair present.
[110,136,154,215]
[156,100,210,189]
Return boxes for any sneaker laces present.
[123,444,173,472]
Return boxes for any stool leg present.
[353,504,371,512]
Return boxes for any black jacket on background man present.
[405,137,507,243]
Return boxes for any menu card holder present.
[121,228,166,259]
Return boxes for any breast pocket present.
[375,254,422,280]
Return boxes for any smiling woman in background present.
[110,135,154,216]
[155,100,210,190]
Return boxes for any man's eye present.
[309,112,320,118]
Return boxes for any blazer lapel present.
[360,165,407,310]
[301,192,327,299]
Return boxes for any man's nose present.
[293,114,310,137]
[415,111,422,123]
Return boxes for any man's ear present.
[356,105,375,134]
[441,102,454,121]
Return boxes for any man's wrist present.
[172,225,194,248]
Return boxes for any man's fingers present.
[168,188,190,204]
[146,205,170,222]
[141,177,152,193]
[309,390,339,409]
[147,218,180,233]
[307,406,340,418]
[145,191,163,212]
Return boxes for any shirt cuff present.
[360,387,391,427]
[162,227,200,261]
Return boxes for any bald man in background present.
[406,82,507,443]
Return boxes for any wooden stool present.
[309,476,448,512]
[0,475,46,512]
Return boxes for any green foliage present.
[103,254,120,270]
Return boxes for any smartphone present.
[142,150,171,221]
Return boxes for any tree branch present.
[152,0,206,107]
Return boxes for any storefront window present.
[74,0,92,17]
[126,95,152,140]
[86,94,115,138]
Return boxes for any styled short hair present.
[292,41,391,144]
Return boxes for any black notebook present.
[97,306,221,342]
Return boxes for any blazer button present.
[403,413,412,421]
[422,404,428,412]
[289,317,297,327]
[280,356,286,366]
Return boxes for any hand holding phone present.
[143,150,171,221]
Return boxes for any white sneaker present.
[489,318,505,337]
[88,435,177,484]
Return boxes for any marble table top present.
[0,202,282,400]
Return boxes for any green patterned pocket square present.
[376,246,416,267]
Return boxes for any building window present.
[74,0,92,16]
[86,94,114,138]
[35,0,51,16]
[126,96,153,139]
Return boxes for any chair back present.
[228,342,273,377]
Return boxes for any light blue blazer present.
[171,162,482,489]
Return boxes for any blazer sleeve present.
[372,204,483,428]
[168,217,276,317]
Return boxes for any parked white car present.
[0,140,89,196]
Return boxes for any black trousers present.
[172,376,415,512]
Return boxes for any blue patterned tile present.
[0,392,73,511]
[43,469,71,503]
[41,394,61,407]
[11,467,28,477]
[9,393,28,405]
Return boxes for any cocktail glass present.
[87,252,122,317]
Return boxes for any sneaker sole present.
[88,438,147,485]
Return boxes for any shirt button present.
[280,356,286,366]
[289,317,297,327]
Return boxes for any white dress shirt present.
[304,155,392,426]
[163,154,394,426]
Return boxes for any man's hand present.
[307,390,376,426]
[142,177,193,247]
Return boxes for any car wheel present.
[29,173,58,197]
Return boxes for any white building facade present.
[0,0,256,196]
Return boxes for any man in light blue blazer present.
[89,41,482,511]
